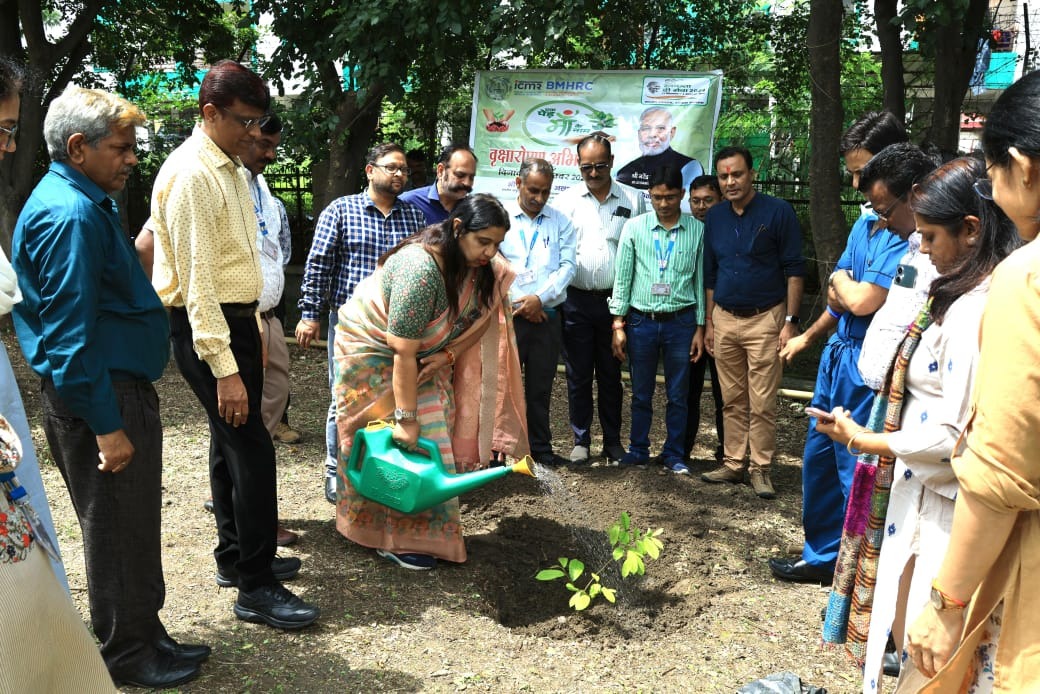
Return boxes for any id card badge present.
[516,269,536,286]
[261,234,280,261]
[651,283,671,296]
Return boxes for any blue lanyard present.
[251,179,268,237]
[654,227,677,278]
[517,215,543,269]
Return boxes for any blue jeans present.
[626,308,697,462]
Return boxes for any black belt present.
[573,287,612,297]
[172,302,258,319]
[630,306,694,322]
[260,309,277,320]
[717,300,783,318]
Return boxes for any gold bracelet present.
[847,430,867,456]
[444,347,455,366]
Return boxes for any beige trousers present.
[261,314,290,437]
[711,303,784,472]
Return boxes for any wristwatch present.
[393,408,417,423]
[929,585,967,611]
[785,315,800,325]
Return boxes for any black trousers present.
[170,308,277,591]
[40,378,166,671]
[514,310,562,455]
[561,288,623,448]
[685,353,725,459]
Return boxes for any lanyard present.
[251,179,268,237]
[517,215,543,269]
[654,226,677,278]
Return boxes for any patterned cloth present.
[0,416,33,565]
[823,301,933,659]
[333,252,528,562]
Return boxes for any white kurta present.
[862,281,989,694]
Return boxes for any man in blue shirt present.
[499,158,577,467]
[399,144,476,224]
[295,143,425,502]
[12,86,206,688]
[701,146,806,499]
[770,112,910,583]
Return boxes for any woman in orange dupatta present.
[332,194,528,570]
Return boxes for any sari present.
[332,251,528,562]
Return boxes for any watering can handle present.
[390,431,442,463]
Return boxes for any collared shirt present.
[859,232,940,390]
[150,129,263,379]
[12,162,169,434]
[703,191,806,309]
[398,183,449,225]
[609,212,706,324]
[248,171,285,312]
[298,191,424,321]
[499,200,577,309]
[615,148,704,191]
[553,179,646,291]
[833,209,907,341]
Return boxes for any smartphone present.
[804,406,835,423]
[894,263,918,288]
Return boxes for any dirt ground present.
[7,332,870,693]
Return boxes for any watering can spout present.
[510,455,536,478]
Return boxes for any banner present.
[469,70,723,204]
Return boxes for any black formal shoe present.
[533,452,569,467]
[216,556,302,588]
[234,583,320,630]
[768,557,834,584]
[324,475,337,504]
[203,497,214,513]
[883,649,901,677]
[110,649,201,689]
[602,444,627,464]
[156,635,211,663]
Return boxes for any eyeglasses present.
[578,162,611,173]
[372,163,411,176]
[0,123,17,149]
[873,194,905,222]
[219,107,271,130]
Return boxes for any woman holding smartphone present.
[902,71,1040,693]
[815,157,1020,693]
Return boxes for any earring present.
[967,237,977,246]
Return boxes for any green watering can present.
[345,420,536,514]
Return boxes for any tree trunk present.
[875,0,905,120]
[312,83,386,215]
[924,0,990,152]
[807,0,847,276]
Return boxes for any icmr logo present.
[483,76,513,101]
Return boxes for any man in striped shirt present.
[609,166,706,475]
[295,143,425,502]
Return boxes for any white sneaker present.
[569,445,590,463]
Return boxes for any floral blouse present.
[0,415,34,564]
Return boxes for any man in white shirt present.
[499,158,577,467]
[554,134,645,464]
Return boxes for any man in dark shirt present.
[616,107,704,191]
[700,146,806,499]
[13,86,207,688]
[399,144,477,224]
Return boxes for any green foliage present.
[535,512,664,612]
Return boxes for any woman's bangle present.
[826,306,843,319]
[444,347,455,366]
[847,430,868,456]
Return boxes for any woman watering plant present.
[332,193,527,570]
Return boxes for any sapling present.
[535,511,664,611]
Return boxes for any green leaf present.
[558,557,569,568]
[588,583,601,598]
[644,539,661,560]
[569,591,591,611]
[612,547,624,561]
[601,588,617,603]
[620,511,631,530]
[535,569,565,581]
[622,550,644,577]
[564,582,579,593]
[608,524,621,546]
[567,559,585,582]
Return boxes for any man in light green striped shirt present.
[609,166,705,474]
